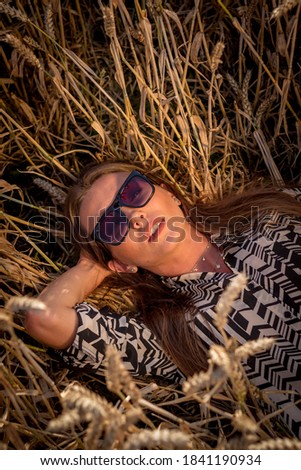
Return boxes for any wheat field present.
[1,0,301,450]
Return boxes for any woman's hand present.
[24,255,111,349]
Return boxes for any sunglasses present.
[91,170,155,246]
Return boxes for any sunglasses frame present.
[91,170,155,246]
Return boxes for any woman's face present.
[79,171,189,272]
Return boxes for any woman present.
[24,161,301,437]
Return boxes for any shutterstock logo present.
[27,206,262,245]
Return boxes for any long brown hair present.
[65,161,301,376]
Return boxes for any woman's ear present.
[108,259,138,273]
[172,195,181,205]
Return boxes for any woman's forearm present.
[24,259,110,349]
[38,258,110,309]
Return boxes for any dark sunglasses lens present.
[93,173,154,245]
[95,209,128,245]
[120,176,153,206]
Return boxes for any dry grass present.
[0,0,300,449]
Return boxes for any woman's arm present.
[24,257,110,349]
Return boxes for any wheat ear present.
[271,0,299,20]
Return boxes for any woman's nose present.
[131,215,149,231]
[124,208,149,231]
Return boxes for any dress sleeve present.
[57,302,185,383]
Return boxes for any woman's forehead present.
[80,171,130,233]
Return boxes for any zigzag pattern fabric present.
[63,303,184,382]
[59,189,301,437]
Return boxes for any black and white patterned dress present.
[59,189,301,437]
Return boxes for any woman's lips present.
[148,218,165,242]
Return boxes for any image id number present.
[183,454,262,466]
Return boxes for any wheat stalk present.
[104,407,142,449]
[232,409,258,434]
[0,2,29,22]
[226,73,240,96]
[105,345,141,403]
[6,296,46,314]
[245,0,258,28]
[48,382,124,449]
[235,337,275,360]
[99,2,116,39]
[129,26,144,43]
[33,178,66,205]
[23,36,44,51]
[190,31,203,64]
[249,438,301,449]
[241,70,253,120]
[47,408,81,432]
[230,362,247,404]
[271,0,299,20]
[214,273,248,333]
[182,365,226,394]
[2,34,41,68]
[254,96,275,129]
[45,1,56,40]
[210,41,225,73]
[208,344,232,373]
